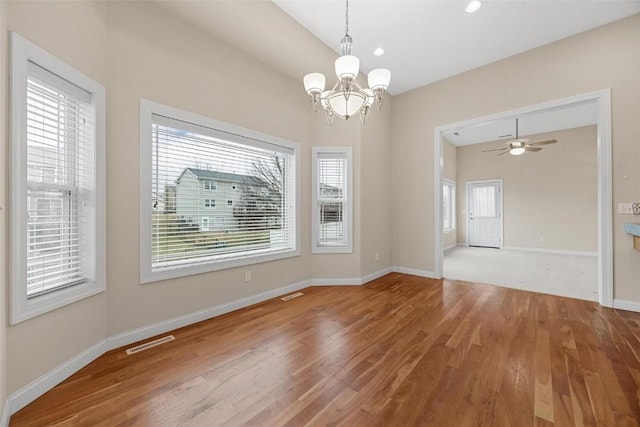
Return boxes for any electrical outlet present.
[244,271,251,282]
[539,236,545,243]
[618,203,634,214]
[375,252,379,261]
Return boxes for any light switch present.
[618,203,633,214]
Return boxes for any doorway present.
[467,180,502,248]
[433,89,612,307]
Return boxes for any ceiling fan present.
[483,118,557,156]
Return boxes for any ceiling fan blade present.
[525,147,543,152]
[527,139,557,147]
[482,148,509,152]
[497,150,510,156]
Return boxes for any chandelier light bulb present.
[335,55,360,80]
[303,73,326,94]
[367,68,391,91]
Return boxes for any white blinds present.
[25,62,93,298]
[151,114,295,270]
[316,153,347,247]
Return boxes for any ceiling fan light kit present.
[483,118,558,156]
[303,0,391,125]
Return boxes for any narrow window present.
[10,33,106,324]
[312,147,353,253]
[443,179,456,232]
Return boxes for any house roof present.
[177,168,267,186]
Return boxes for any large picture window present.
[312,147,353,253]
[10,33,106,324]
[140,101,299,282]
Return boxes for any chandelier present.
[303,0,391,125]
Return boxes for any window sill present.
[141,248,300,284]
[11,281,105,325]
[443,229,457,234]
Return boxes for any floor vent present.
[126,335,175,355]
[281,292,304,301]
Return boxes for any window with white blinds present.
[10,33,105,324]
[26,64,92,297]
[312,147,353,253]
[140,101,299,282]
[443,179,456,232]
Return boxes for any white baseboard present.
[106,278,311,351]
[361,267,393,284]
[1,399,9,427]
[443,243,457,252]
[7,340,107,417]
[614,299,640,313]
[310,267,394,287]
[392,266,439,279]
[502,246,598,257]
[309,277,362,286]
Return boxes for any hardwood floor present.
[10,273,640,426]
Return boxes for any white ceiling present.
[443,100,598,146]
[273,0,640,95]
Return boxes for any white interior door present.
[467,180,502,248]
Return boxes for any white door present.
[467,181,502,248]
[201,217,209,232]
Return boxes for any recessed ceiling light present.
[374,47,385,56]
[465,0,482,13]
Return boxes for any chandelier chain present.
[345,0,349,36]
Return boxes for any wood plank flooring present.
[10,273,640,426]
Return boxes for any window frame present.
[311,146,353,254]
[9,32,106,324]
[443,178,456,233]
[139,99,300,283]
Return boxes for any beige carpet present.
[443,246,598,301]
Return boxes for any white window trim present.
[311,146,353,254]
[139,99,300,283]
[443,178,456,233]
[9,33,106,325]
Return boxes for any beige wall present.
[456,126,597,251]
[392,14,640,299]
[361,99,393,277]
[443,138,457,249]
[0,0,8,417]
[6,0,109,396]
[3,1,393,397]
[104,1,315,337]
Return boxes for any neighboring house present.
[318,183,343,223]
[175,168,281,232]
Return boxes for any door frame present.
[466,179,503,248]
[433,89,613,307]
